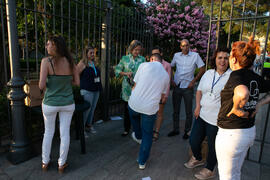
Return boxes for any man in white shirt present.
[168,39,205,139]
[128,53,169,170]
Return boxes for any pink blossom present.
[191,1,196,6]
[185,6,190,12]
[144,0,216,60]
[185,15,193,23]
[156,5,162,11]
[192,8,200,16]
[157,13,163,18]
[178,13,184,18]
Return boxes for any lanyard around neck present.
[211,70,224,93]
[88,61,97,76]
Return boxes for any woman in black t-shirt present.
[77,46,102,136]
[215,37,270,180]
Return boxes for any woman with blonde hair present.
[215,37,270,180]
[77,46,102,136]
[115,40,145,136]
[39,35,79,173]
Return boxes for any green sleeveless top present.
[43,75,74,106]
[43,58,74,106]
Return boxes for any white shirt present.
[197,69,231,126]
[128,62,169,115]
[171,51,205,88]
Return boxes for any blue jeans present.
[172,86,193,133]
[189,116,218,171]
[128,105,156,165]
[80,90,100,126]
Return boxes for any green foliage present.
[113,0,136,7]
[194,0,270,37]
[20,58,41,69]
[16,0,105,60]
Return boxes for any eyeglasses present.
[181,44,189,47]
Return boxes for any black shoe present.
[167,130,180,137]
[182,132,189,140]
[121,131,129,137]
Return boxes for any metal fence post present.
[5,0,33,164]
[101,0,112,121]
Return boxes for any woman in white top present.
[184,47,231,180]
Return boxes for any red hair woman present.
[215,37,270,180]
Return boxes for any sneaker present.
[182,132,189,140]
[121,131,129,137]
[139,163,146,170]
[184,156,204,169]
[167,130,180,137]
[84,131,89,138]
[131,132,142,144]
[85,125,91,133]
[194,168,215,180]
[90,126,97,134]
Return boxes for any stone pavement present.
[0,92,270,180]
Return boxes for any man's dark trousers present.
[172,86,193,133]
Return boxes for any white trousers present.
[42,103,75,166]
[215,126,256,180]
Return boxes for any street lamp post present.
[5,0,33,164]
[101,0,112,122]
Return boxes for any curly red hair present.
[231,36,261,68]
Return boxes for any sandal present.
[153,130,159,141]
[42,162,49,172]
[58,163,68,174]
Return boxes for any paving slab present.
[0,91,269,180]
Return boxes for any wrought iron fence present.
[0,0,152,149]
[206,0,270,166]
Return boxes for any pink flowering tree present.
[142,0,216,61]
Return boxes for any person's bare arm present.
[120,72,133,78]
[227,85,249,118]
[188,66,205,89]
[164,65,171,102]
[77,60,86,75]
[132,82,136,90]
[194,90,202,119]
[251,94,270,117]
[72,66,80,86]
[39,58,48,90]
[159,93,166,104]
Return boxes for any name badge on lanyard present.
[211,70,223,95]
[208,92,217,100]
[94,77,100,83]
